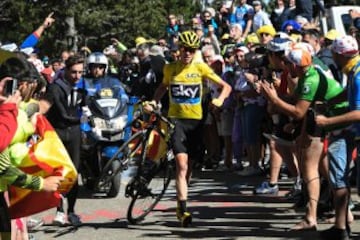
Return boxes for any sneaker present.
[254,181,279,195]
[285,188,302,200]
[176,208,192,227]
[68,212,82,227]
[53,211,66,226]
[216,164,233,172]
[27,218,44,231]
[237,166,262,177]
[319,226,349,240]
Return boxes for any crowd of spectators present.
[1,1,360,239]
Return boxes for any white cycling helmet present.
[87,52,108,72]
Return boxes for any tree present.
[0,0,201,58]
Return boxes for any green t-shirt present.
[295,65,348,131]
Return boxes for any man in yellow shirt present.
[146,31,231,227]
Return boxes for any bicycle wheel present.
[127,156,172,224]
[96,130,146,190]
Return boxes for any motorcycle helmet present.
[87,52,108,73]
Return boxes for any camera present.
[245,51,271,83]
[4,78,17,96]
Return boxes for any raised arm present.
[20,12,55,49]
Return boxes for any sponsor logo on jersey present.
[303,84,310,94]
[170,84,201,104]
[185,73,201,79]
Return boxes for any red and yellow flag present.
[8,115,77,219]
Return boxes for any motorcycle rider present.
[77,52,128,103]
[76,52,129,196]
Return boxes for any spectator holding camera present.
[254,36,301,196]
[233,44,267,177]
[0,58,64,240]
[261,43,349,232]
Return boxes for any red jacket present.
[0,103,18,152]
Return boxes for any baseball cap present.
[285,48,312,67]
[292,42,315,56]
[256,25,276,37]
[332,35,359,57]
[267,37,292,52]
[235,44,249,54]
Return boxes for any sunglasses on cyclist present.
[180,46,196,53]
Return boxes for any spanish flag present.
[8,115,77,219]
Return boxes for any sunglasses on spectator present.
[204,15,211,18]
[260,32,270,37]
[180,46,196,53]
[203,41,211,45]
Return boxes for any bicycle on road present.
[96,101,175,224]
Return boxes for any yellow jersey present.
[163,60,222,120]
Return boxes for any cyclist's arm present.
[201,63,232,105]
[214,78,232,106]
[153,64,171,104]
[153,83,168,104]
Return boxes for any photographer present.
[233,44,267,177]
[0,58,63,240]
[0,78,19,152]
[254,37,301,197]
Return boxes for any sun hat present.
[135,36,148,47]
[149,45,165,58]
[324,29,341,41]
[256,25,276,38]
[281,20,302,33]
[244,33,260,45]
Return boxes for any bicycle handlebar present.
[133,98,175,130]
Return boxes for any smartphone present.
[4,78,18,96]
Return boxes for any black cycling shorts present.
[171,119,202,158]
[0,192,11,232]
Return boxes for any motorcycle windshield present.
[91,98,126,119]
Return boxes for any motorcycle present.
[80,88,136,197]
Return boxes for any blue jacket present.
[77,75,129,103]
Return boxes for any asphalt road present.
[30,168,360,240]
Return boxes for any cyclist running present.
[145,31,231,227]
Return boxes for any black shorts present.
[171,119,202,158]
[274,114,298,141]
[0,192,11,232]
[306,108,324,137]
